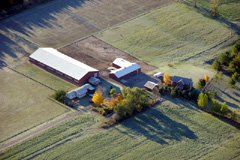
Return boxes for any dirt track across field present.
[59,36,156,80]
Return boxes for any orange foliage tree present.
[204,74,209,82]
[103,94,123,110]
[163,72,171,85]
[92,90,104,106]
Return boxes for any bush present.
[232,72,239,82]
[170,88,177,97]
[228,78,236,86]
[210,98,229,115]
[217,52,231,65]
[227,62,236,74]
[188,88,200,101]
[198,79,206,89]
[54,90,66,103]
[109,88,117,96]
[234,40,240,51]
[197,92,208,108]
[212,60,221,71]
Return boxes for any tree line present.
[212,40,240,86]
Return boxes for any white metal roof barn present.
[110,58,141,80]
[29,48,99,85]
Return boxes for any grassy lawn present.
[97,3,232,67]
[187,0,240,21]
[1,99,239,160]
[0,69,70,142]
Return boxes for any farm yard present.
[0,0,171,147]
[59,36,156,84]
[1,100,240,160]
[0,68,70,142]
[0,0,240,159]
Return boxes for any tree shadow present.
[0,0,90,69]
[163,95,200,112]
[115,108,197,144]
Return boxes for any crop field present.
[186,0,240,21]
[0,0,172,67]
[1,98,240,160]
[0,69,70,142]
[97,3,234,67]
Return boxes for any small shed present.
[66,83,95,99]
[66,91,77,100]
[144,81,159,92]
[89,77,101,85]
[153,72,163,78]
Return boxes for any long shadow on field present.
[0,0,90,69]
[163,95,200,112]
[118,108,197,144]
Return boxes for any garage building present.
[110,58,141,81]
[29,48,99,85]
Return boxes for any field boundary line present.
[6,66,56,91]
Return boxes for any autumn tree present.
[210,0,219,16]
[163,72,171,86]
[204,74,209,82]
[197,92,208,107]
[103,94,123,110]
[92,90,104,106]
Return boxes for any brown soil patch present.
[59,36,156,80]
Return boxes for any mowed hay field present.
[1,100,240,160]
[0,69,70,142]
[97,3,234,67]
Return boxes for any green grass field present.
[187,0,240,21]
[0,69,70,142]
[97,3,232,67]
[1,99,239,160]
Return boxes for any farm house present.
[29,48,99,85]
[109,58,141,81]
